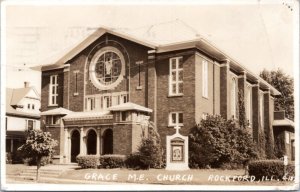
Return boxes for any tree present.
[238,90,247,129]
[18,130,58,181]
[260,69,294,120]
[189,115,258,168]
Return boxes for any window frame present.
[168,112,183,127]
[202,60,208,98]
[169,57,183,96]
[49,75,58,106]
[27,119,35,131]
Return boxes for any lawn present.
[58,168,294,185]
[5,164,295,186]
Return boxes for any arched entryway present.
[102,129,113,154]
[87,129,97,155]
[71,130,80,163]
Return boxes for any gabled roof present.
[31,20,280,96]
[6,87,40,118]
[10,87,31,105]
[109,102,152,113]
[41,107,73,115]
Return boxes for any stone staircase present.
[9,164,79,181]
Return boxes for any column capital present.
[238,71,247,78]
[220,59,230,67]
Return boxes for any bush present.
[125,153,147,170]
[6,153,12,164]
[99,155,126,169]
[248,160,295,180]
[189,115,258,169]
[76,155,99,169]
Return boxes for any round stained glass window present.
[89,46,125,90]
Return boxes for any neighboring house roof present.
[6,87,40,119]
[109,102,153,113]
[31,20,280,96]
[41,107,73,115]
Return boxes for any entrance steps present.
[9,164,80,181]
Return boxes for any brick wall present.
[41,68,64,112]
[156,49,196,146]
[113,124,132,155]
[195,53,215,124]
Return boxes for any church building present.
[37,22,282,164]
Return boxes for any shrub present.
[125,153,147,170]
[76,155,99,169]
[248,160,293,180]
[126,138,162,170]
[189,115,258,169]
[6,153,12,164]
[23,156,52,166]
[99,155,126,169]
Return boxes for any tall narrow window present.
[86,98,95,111]
[49,75,58,106]
[202,60,208,98]
[246,85,252,126]
[231,78,237,118]
[169,57,183,96]
[74,71,79,95]
[27,120,34,131]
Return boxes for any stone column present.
[147,50,157,126]
[220,59,230,119]
[64,128,69,163]
[96,128,101,155]
[80,128,85,155]
[264,89,275,158]
[63,63,70,109]
[252,83,259,142]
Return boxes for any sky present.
[2,0,298,93]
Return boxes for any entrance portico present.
[62,111,114,163]
[41,102,152,164]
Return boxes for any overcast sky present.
[3,0,297,93]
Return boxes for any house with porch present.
[6,82,41,163]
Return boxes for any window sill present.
[136,86,142,90]
[202,96,209,100]
[168,94,183,98]
[48,104,58,107]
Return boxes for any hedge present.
[76,155,99,169]
[99,155,126,169]
[248,160,295,180]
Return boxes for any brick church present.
[37,22,290,164]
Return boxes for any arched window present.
[231,78,237,118]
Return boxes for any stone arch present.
[70,129,80,163]
[86,129,97,155]
[102,129,113,155]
